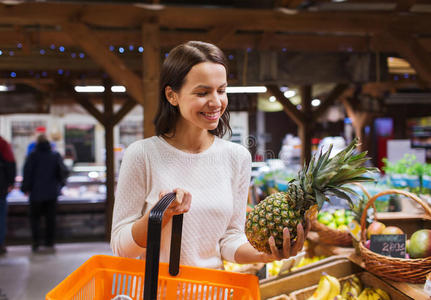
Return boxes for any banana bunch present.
[341,275,363,298]
[291,256,326,271]
[357,287,390,300]
[307,273,340,300]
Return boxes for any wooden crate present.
[259,256,362,299]
[289,272,412,300]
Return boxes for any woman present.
[111,41,308,269]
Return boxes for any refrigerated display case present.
[6,163,108,244]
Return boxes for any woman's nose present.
[208,92,222,107]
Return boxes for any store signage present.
[370,234,406,258]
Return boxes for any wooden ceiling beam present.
[279,0,304,9]
[112,98,137,126]
[313,83,350,118]
[19,79,52,93]
[395,0,416,11]
[266,84,305,125]
[0,29,374,52]
[378,32,431,87]
[1,3,431,35]
[5,27,431,54]
[206,25,237,47]
[74,95,105,124]
[61,21,145,105]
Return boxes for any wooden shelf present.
[376,212,431,221]
[307,232,430,299]
[347,253,429,300]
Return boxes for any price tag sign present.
[370,234,406,258]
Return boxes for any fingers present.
[158,190,170,200]
[304,217,311,236]
[268,236,282,260]
[169,188,192,214]
[290,223,305,256]
[281,228,292,258]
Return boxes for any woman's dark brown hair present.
[154,41,231,138]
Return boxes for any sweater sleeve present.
[219,147,252,262]
[111,141,148,258]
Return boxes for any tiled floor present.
[0,242,112,300]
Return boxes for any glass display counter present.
[6,164,109,244]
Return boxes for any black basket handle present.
[144,192,183,300]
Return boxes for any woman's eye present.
[218,90,226,94]
[196,92,207,97]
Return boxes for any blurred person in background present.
[0,135,16,255]
[21,134,68,253]
[26,126,56,156]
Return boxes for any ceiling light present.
[74,86,105,93]
[311,99,321,107]
[111,86,126,93]
[0,85,8,92]
[226,86,267,93]
[269,96,276,102]
[284,90,296,98]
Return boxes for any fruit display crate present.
[259,256,361,299]
[289,272,410,300]
[259,256,414,300]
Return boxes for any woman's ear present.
[165,86,178,106]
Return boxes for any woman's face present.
[168,62,228,132]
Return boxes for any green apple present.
[333,209,345,218]
[327,222,337,229]
[345,215,354,225]
[318,212,334,225]
[335,216,346,226]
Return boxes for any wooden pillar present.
[341,97,372,153]
[299,85,313,165]
[103,79,115,240]
[71,81,137,241]
[142,19,160,138]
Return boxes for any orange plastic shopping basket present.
[46,193,260,299]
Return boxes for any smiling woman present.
[110,41,308,270]
[154,41,231,140]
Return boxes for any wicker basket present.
[311,219,353,246]
[359,189,431,283]
[311,183,374,247]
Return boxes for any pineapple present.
[245,139,376,254]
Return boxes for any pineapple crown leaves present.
[349,195,374,225]
[295,138,379,210]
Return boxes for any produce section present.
[245,149,431,299]
[224,143,428,299]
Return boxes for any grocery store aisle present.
[0,242,112,300]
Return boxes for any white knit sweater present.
[111,136,251,269]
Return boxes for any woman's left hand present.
[260,217,311,263]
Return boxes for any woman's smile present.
[200,110,221,121]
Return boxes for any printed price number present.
[370,234,406,258]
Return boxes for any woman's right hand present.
[159,188,192,219]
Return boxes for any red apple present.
[381,226,404,235]
[367,221,386,239]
